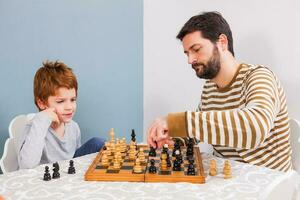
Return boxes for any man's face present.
[45,87,77,123]
[182,31,221,79]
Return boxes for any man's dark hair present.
[176,11,234,56]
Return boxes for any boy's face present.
[40,87,77,123]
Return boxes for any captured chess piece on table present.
[43,166,51,181]
[209,159,217,176]
[68,160,76,174]
[52,162,60,179]
[223,160,232,179]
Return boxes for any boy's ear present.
[37,99,47,110]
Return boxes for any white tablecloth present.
[0,152,298,200]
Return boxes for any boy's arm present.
[18,112,52,169]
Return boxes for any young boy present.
[17,61,105,169]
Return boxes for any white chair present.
[0,114,35,173]
[259,170,299,200]
[290,118,300,173]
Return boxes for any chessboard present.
[84,144,205,184]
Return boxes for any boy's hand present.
[41,108,60,127]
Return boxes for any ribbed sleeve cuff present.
[167,112,188,137]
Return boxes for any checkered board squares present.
[85,145,205,184]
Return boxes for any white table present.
[0,152,298,200]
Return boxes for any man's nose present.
[188,55,197,65]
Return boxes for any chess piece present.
[109,128,115,144]
[133,158,143,173]
[160,153,168,171]
[172,157,181,171]
[115,151,122,163]
[223,160,232,179]
[186,146,194,156]
[149,146,156,157]
[131,129,136,142]
[129,144,137,160]
[113,158,121,169]
[148,159,157,173]
[52,162,60,179]
[43,166,51,181]
[138,148,145,163]
[68,160,76,174]
[209,159,217,176]
[172,140,181,157]
[174,150,183,164]
[187,163,196,175]
[101,153,109,166]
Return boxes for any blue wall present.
[0,0,143,173]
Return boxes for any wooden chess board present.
[84,145,205,184]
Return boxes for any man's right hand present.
[147,117,174,148]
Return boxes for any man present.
[147,12,291,171]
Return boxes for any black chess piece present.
[68,160,76,174]
[148,159,157,174]
[174,150,183,164]
[149,146,156,157]
[131,129,136,142]
[43,166,51,181]
[52,162,60,179]
[172,158,181,171]
[172,140,181,157]
[186,146,194,156]
[187,163,196,175]
[188,157,194,165]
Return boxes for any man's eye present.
[194,48,201,52]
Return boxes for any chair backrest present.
[259,170,299,200]
[0,114,33,173]
[290,118,300,173]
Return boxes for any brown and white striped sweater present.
[168,63,292,172]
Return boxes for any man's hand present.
[147,117,174,148]
[41,108,60,128]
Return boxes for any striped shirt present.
[168,63,292,172]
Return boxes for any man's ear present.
[217,34,228,52]
[37,99,47,110]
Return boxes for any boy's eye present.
[71,98,76,102]
[56,100,63,104]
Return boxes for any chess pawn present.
[113,158,121,169]
[187,163,196,175]
[160,153,168,171]
[209,159,217,176]
[138,148,145,163]
[133,158,143,173]
[101,154,109,166]
[115,151,122,163]
[43,166,51,181]
[68,160,76,174]
[223,160,232,179]
[148,159,157,174]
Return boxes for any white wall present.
[143,0,300,150]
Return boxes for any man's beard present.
[192,46,221,79]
